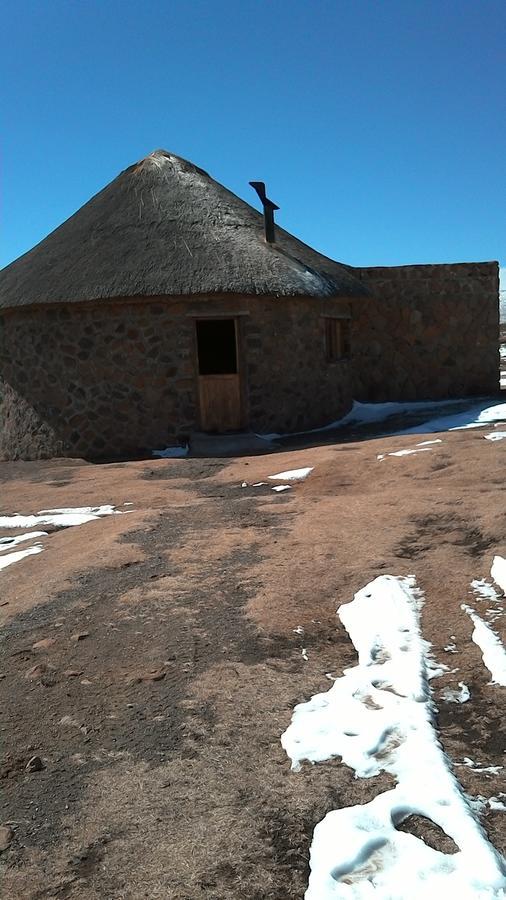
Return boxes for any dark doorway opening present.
[196,319,238,375]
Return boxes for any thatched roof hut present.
[0,150,499,462]
[0,149,369,461]
[0,149,366,309]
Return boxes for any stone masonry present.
[353,262,499,401]
[0,262,499,461]
[0,295,353,460]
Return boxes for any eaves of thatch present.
[0,150,367,310]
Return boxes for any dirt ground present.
[1,423,505,899]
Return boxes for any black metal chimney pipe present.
[249,181,279,243]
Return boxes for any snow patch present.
[442,682,471,704]
[268,467,313,481]
[152,445,189,458]
[426,658,453,680]
[0,507,122,573]
[272,485,291,493]
[0,505,120,529]
[462,605,506,686]
[472,579,501,604]
[468,795,506,814]
[281,575,506,897]
[485,432,506,441]
[262,399,506,442]
[0,544,44,571]
[0,531,48,551]
[491,556,506,595]
[457,758,504,776]
[378,447,433,460]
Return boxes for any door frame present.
[191,314,247,432]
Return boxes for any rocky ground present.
[1,417,505,898]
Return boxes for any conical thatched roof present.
[0,150,367,310]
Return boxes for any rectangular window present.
[325,318,351,362]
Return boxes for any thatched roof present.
[0,150,367,310]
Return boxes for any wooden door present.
[196,319,242,432]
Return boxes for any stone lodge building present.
[0,150,500,460]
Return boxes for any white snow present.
[268,467,313,481]
[0,544,44,571]
[0,505,120,529]
[442,682,471,704]
[302,648,309,661]
[0,531,48,550]
[272,485,291,493]
[261,399,506,442]
[377,447,433,460]
[468,795,506,814]
[417,439,443,446]
[485,432,506,441]
[462,605,506,686]
[281,575,506,898]
[426,658,453,680]
[152,445,189,458]
[0,507,122,573]
[472,579,501,603]
[491,556,506,594]
[458,758,504,776]
[399,401,506,435]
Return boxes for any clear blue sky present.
[2,0,505,271]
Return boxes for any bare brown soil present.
[1,427,505,898]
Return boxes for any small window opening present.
[196,319,238,375]
[325,318,351,362]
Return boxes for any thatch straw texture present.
[0,150,367,310]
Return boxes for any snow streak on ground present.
[0,543,44,571]
[442,682,471,704]
[0,505,120,529]
[472,580,501,604]
[152,445,189,458]
[485,432,506,441]
[491,556,506,595]
[261,399,506,442]
[461,605,506,687]
[268,467,314,481]
[0,507,122,572]
[377,438,443,461]
[0,531,48,549]
[458,759,504,776]
[281,575,505,898]
[470,796,506,814]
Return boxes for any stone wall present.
[0,295,352,460]
[352,262,499,401]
